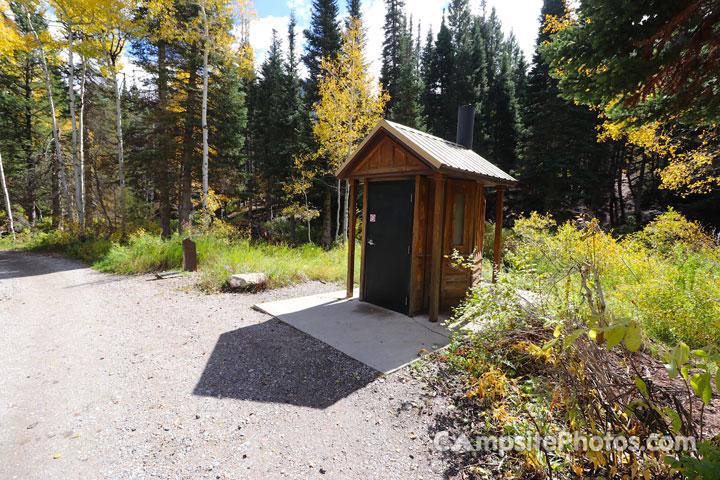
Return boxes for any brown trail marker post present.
[183,237,198,272]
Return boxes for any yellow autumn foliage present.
[314,16,389,173]
[599,116,720,196]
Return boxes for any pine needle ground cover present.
[429,210,720,479]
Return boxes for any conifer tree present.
[487,51,521,173]
[390,17,423,128]
[380,0,404,116]
[422,16,455,140]
[380,0,421,127]
[248,31,295,207]
[447,0,473,108]
[302,0,341,105]
[518,0,612,217]
[301,0,342,246]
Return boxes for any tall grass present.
[3,229,359,291]
[504,210,720,347]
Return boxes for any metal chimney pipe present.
[456,104,475,150]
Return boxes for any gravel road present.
[0,251,452,479]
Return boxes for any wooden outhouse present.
[337,106,517,322]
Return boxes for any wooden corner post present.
[473,184,486,287]
[429,174,446,322]
[359,179,368,301]
[493,186,506,283]
[346,179,358,298]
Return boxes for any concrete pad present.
[254,290,451,374]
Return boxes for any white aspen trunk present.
[67,27,83,225]
[305,192,311,244]
[343,88,354,244]
[0,149,15,241]
[79,56,87,227]
[200,4,210,227]
[25,7,71,220]
[335,178,341,241]
[343,180,349,243]
[111,58,126,235]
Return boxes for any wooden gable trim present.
[339,131,435,180]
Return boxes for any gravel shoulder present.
[0,251,452,479]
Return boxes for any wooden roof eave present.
[337,119,518,187]
[438,165,518,187]
[336,121,440,179]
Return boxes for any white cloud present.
[248,14,292,64]
[248,0,541,82]
[287,0,312,24]
[475,0,543,62]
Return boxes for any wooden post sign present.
[182,237,198,272]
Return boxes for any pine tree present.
[447,0,473,108]
[314,16,388,242]
[422,16,455,140]
[302,0,341,105]
[249,31,293,207]
[301,0,342,247]
[380,0,421,127]
[470,16,488,150]
[518,0,613,218]
[487,51,521,173]
[346,0,361,21]
[380,0,404,116]
[390,17,423,127]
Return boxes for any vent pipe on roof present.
[456,104,475,150]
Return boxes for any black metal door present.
[364,180,414,314]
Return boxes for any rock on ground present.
[227,272,267,289]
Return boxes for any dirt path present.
[0,251,450,479]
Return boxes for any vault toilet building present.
[337,106,517,322]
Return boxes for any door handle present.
[368,239,375,246]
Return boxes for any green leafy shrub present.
[506,211,720,348]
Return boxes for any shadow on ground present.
[0,251,88,280]
[193,319,378,409]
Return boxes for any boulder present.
[227,273,267,289]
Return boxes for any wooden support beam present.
[346,179,357,298]
[472,184,486,287]
[493,186,506,283]
[359,179,368,301]
[408,175,423,316]
[428,174,446,322]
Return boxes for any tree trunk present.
[23,58,35,227]
[289,214,296,246]
[67,27,83,226]
[200,4,210,228]
[305,192,311,244]
[92,154,113,227]
[79,55,87,229]
[634,152,646,226]
[25,6,69,226]
[0,149,15,241]
[335,179,341,241]
[157,41,172,238]
[84,124,93,223]
[617,144,626,224]
[321,185,332,247]
[179,56,198,234]
[342,179,349,243]
[110,57,126,236]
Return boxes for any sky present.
[249,0,544,80]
